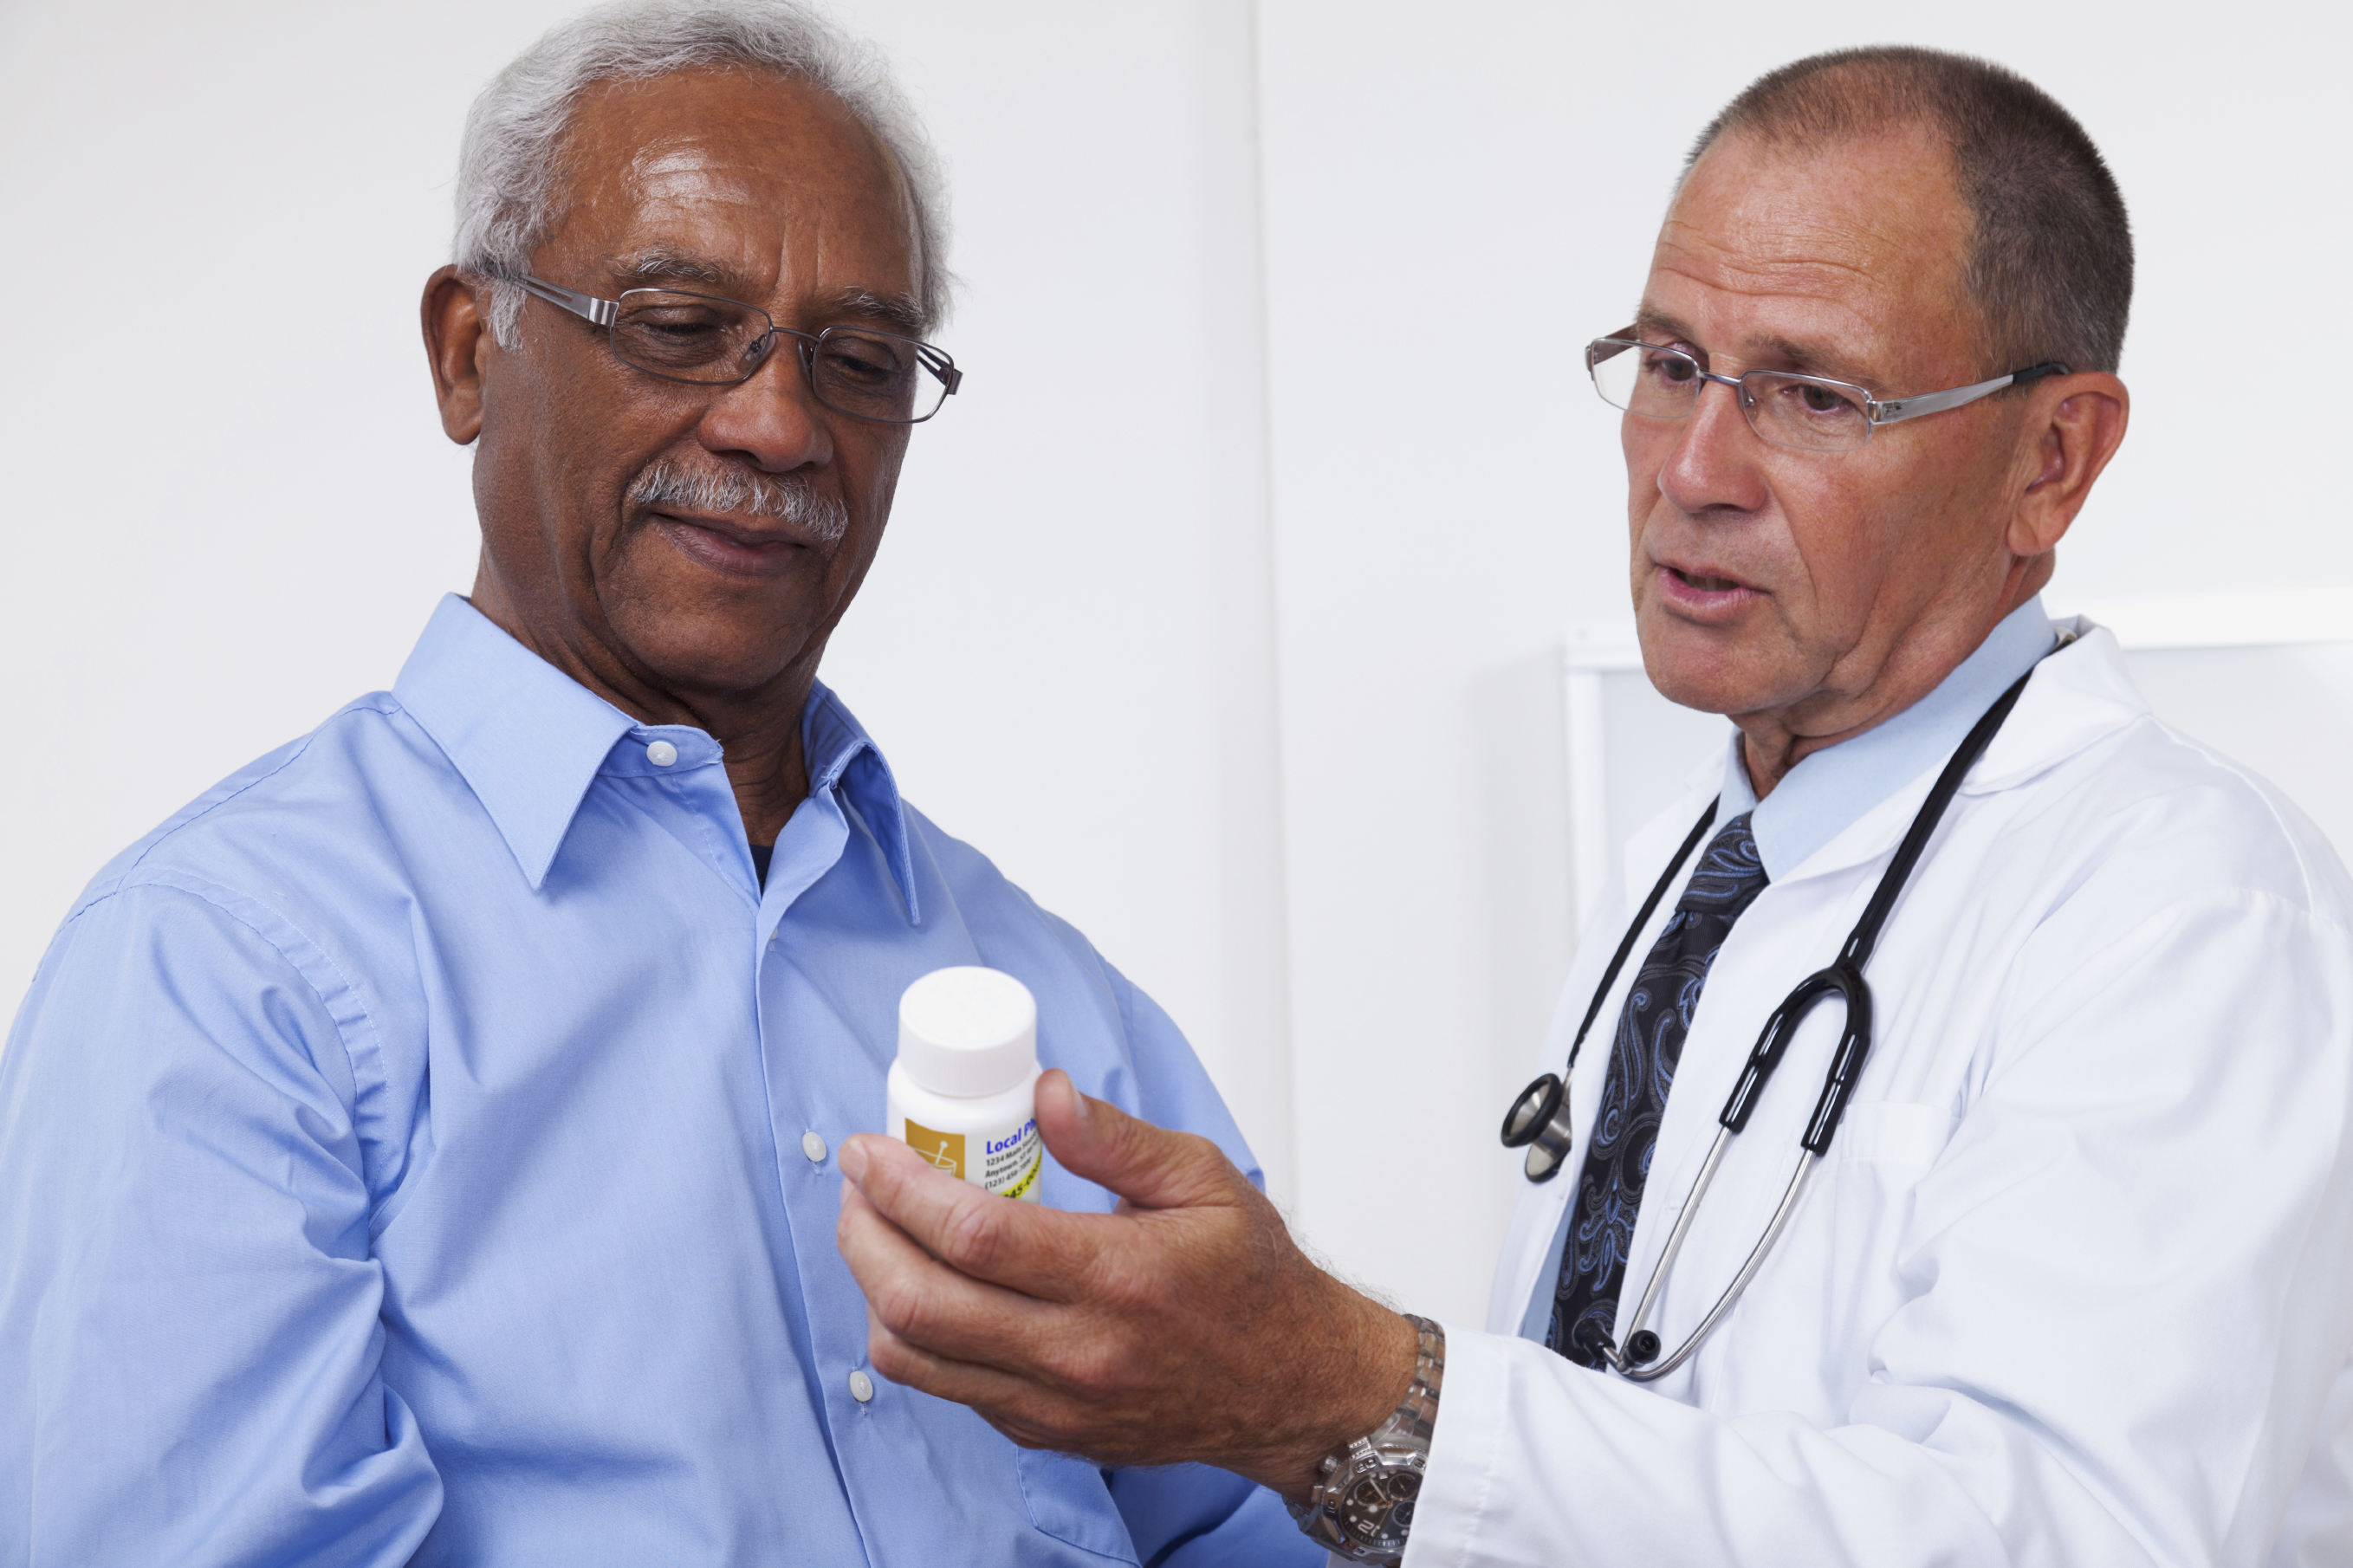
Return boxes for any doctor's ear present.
[2006,372,2129,559]
[422,265,494,447]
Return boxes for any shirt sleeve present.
[1101,959,1266,1186]
[1407,890,2353,1568]
[1108,1464,1327,1567]
[0,878,441,1565]
[1095,962,1321,1563]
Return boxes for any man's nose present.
[696,340,836,475]
[1656,376,1770,517]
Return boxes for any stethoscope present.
[1501,653,2048,1381]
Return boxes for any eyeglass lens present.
[1586,338,1873,453]
[608,290,954,422]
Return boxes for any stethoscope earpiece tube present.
[1801,971,1877,1156]
[1719,963,1870,1140]
[1720,978,1816,1133]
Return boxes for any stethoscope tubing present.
[1507,654,2048,1378]
[1567,801,1722,1072]
[1611,1135,1819,1383]
[1502,803,1721,1182]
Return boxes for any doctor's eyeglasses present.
[1585,334,2066,453]
[510,274,963,424]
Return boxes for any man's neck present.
[468,575,817,845]
[1735,575,2046,800]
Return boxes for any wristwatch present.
[1287,1315,1444,1565]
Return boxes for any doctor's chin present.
[5,4,2351,1568]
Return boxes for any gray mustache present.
[632,460,850,543]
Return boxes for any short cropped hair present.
[1688,46,2131,375]
[454,0,951,347]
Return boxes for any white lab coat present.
[1410,624,2353,1568]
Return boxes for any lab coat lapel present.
[1964,621,2148,795]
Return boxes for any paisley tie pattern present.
[1549,812,1768,1365]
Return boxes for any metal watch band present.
[1385,1314,1443,1445]
[1287,1314,1445,1565]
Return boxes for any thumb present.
[1034,1068,1242,1212]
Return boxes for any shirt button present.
[645,740,678,768]
[848,1369,875,1403]
[801,1130,828,1164]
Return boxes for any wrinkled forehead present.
[1642,128,1978,381]
[543,68,920,304]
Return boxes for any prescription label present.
[903,1119,965,1180]
[982,1118,1043,1203]
[897,1115,1040,1202]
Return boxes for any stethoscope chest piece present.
[1501,1072,1576,1182]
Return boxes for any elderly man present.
[839,46,2353,1567]
[0,3,1316,1564]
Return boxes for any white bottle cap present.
[898,967,1038,1098]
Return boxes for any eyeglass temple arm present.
[1873,361,2071,425]
[919,347,964,395]
[512,274,617,328]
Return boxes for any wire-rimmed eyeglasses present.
[1586,333,2066,453]
[510,273,963,425]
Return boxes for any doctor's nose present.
[1656,379,1770,519]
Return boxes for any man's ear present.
[2007,372,2129,560]
[422,265,494,446]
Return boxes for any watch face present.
[1339,1467,1421,1550]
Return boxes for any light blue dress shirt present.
[1515,597,2058,1341]
[0,595,1319,1568]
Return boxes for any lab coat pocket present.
[1015,1447,1141,1563]
[1802,1100,1952,1406]
[1837,1100,1948,1167]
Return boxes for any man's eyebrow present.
[1631,308,1696,345]
[1748,333,1878,386]
[616,251,733,288]
[817,287,929,339]
[602,258,928,337]
[1630,308,1876,386]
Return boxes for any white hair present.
[453,0,952,347]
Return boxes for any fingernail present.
[839,1137,869,1182]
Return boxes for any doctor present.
[836,45,2353,1566]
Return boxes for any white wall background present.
[2,0,2344,1328]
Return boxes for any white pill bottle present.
[887,966,1045,1202]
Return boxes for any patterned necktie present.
[1549,812,1769,1365]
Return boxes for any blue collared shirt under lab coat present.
[1515,596,2058,1342]
[0,594,1317,1567]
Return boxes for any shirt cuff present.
[1403,1321,1519,1568]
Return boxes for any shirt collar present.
[1718,595,2058,879]
[801,681,920,923]
[393,593,918,914]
